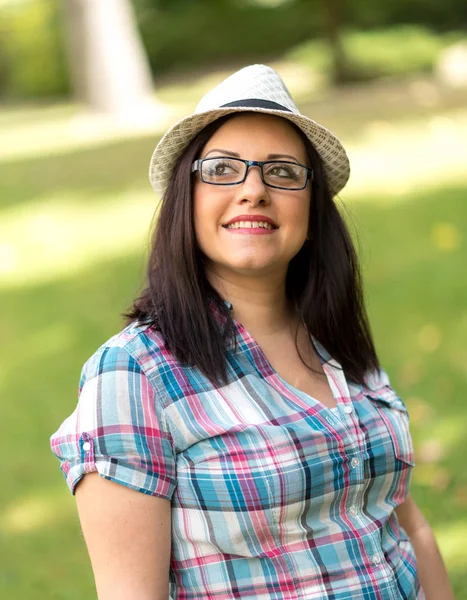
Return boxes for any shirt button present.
[344,405,353,414]
[83,442,91,452]
[351,457,360,468]
[372,554,382,565]
[349,506,358,516]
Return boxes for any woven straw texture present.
[149,65,350,197]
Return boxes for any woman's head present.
[125,66,380,388]
[156,111,332,295]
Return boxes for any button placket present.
[317,355,367,457]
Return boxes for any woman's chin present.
[223,258,283,276]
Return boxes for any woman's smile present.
[222,222,278,235]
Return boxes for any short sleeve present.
[49,345,177,499]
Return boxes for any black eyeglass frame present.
[191,157,314,191]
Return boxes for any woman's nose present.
[235,165,270,205]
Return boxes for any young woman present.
[50,64,453,599]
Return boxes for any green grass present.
[350,184,467,596]
[1,84,467,597]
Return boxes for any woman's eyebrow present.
[204,149,240,158]
[267,153,299,162]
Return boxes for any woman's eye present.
[207,160,237,175]
[268,165,297,179]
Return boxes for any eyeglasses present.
[191,157,313,190]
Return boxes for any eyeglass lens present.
[201,158,307,189]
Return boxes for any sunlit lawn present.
[1,80,466,598]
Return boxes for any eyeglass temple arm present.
[191,160,202,173]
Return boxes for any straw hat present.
[149,64,350,197]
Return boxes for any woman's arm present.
[75,472,172,600]
[395,493,454,600]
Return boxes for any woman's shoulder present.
[81,320,169,381]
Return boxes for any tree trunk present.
[319,0,354,84]
[63,0,156,121]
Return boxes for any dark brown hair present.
[124,113,381,387]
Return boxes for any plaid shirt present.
[50,301,424,599]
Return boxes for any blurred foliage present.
[287,25,463,80]
[0,0,466,99]
[296,0,467,31]
[352,0,467,31]
[0,0,68,98]
[135,0,313,74]
[342,27,451,77]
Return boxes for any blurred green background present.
[1,0,466,598]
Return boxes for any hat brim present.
[149,106,350,197]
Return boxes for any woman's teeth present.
[225,221,275,230]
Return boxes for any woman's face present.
[193,113,311,281]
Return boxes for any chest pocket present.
[364,387,415,468]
